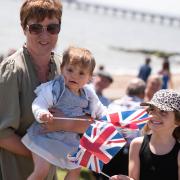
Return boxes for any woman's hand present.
[41,118,92,134]
[41,119,59,132]
[48,107,65,118]
[41,108,93,133]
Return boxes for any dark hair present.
[173,110,180,141]
[61,46,96,75]
[162,58,170,71]
[145,57,151,64]
[98,65,104,71]
[20,0,62,29]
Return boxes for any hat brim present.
[140,102,174,111]
[140,102,151,106]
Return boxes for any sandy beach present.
[104,73,180,101]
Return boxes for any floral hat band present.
[141,89,180,111]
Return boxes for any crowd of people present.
[0,0,179,180]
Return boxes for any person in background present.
[93,78,146,180]
[144,74,162,102]
[22,46,107,180]
[92,66,113,106]
[158,57,173,89]
[108,78,146,112]
[0,1,91,180]
[110,89,180,180]
[138,57,152,82]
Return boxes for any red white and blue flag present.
[69,147,104,173]
[68,110,150,173]
[69,121,126,173]
[101,109,150,130]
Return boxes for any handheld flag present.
[101,109,150,129]
[68,121,126,173]
[101,109,150,145]
[69,147,104,173]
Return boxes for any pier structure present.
[62,0,180,27]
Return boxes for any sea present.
[1,0,180,75]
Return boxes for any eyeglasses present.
[26,23,61,35]
[146,105,168,117]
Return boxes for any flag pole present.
[101,171,110,179]
[53,116,92,121]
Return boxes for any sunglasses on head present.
[27,23,61,35]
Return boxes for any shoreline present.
[104,73,180,100]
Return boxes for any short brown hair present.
[20,0,62,29]
[61,46,96,75]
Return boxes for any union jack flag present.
[69,147,104,173]
[101,109,150,130]
[68,121,126,173]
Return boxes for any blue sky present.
[78,0,180,16]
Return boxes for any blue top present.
[138,64,151,82]
[97,93,111,107]
[161,74,169,89]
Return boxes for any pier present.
[62,0,180,27]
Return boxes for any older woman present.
[0,1,79,180]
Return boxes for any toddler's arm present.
[32,82,54,123]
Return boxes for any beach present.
[104,73,180,100]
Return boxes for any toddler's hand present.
[40,112,53,123]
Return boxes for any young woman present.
[110,89,180,180]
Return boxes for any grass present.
[57,168,95,180]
